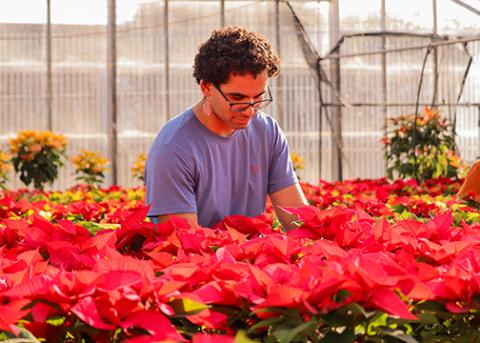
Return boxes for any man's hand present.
[270,183,308,231]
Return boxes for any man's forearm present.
[270,182,309,231]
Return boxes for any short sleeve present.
[145,144,197,217]
[267,121,298,194]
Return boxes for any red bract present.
[72,296,116,330]
[0,299,30,334]
[216,214,274,235]
[370,288,417,320]
[95,253,155,291]
[121,310,187,342]
[258,284,307,308]
[241,234,302,266]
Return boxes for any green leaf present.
[391,204,406,213]
[367,313,389,335]
[416,312,440,326]
[77,221,119,234]
[415,300,446,313]
[0,327,42,343]
[235,330,260,343]
[340,302,371,321]
[398,210,414,220]
[453,331,480,343]
[271,327,293,343]
[379,328,418,343]
[246,316,285,334]
[46,315,66,327]
[320,327,355,343]
[334,289,351,303]
[170,297,208,316]
[281,318,321,343]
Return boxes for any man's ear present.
[199,80,213,97]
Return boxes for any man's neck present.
[192,101,235,138]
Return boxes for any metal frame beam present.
[107,0,118,185]
[449,0,480,15]
[328,0,342,181]
[46,0,52,131]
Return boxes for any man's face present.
[206,70,270,132]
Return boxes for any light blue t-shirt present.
[145,107,297,227]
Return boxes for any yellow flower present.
[71,150,109,174]
[70,149,109,186]
[9,130,67,158]
[0,151,13,173]
[131,153,146,182]
[290,151,304,171]
[446,150,467,176]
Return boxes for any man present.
[145,26,308,230]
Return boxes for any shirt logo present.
[250,164,259,174]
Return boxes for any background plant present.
[131,152,146,183]
[71,149,109,187]
[8,130,67,190]
[290,151,304,181]
[382,107,465,182]
[0,150,13,190]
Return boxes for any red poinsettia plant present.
[1,177,480,341]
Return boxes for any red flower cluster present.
[0,177,479,341]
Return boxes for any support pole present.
[329,0,342,181]
[220,0,225,27]
[46,0,53,131]
[107,0,118,185]
[164,0,170,119]
[478,106,480,159]
[274,0,284,128]
[432,0,439,107]
[381,0,387,173]
[317,62,324,181]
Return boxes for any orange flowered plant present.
[382,107,465,181]
[9,130,68,190]
[71,149,109,186]
[0,150,13,190]
[131,153,146,183]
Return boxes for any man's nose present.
[241,104,256,116]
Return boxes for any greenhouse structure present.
[1,0,478,188]
[1,1,480,342]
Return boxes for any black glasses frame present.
[214,85,273,112]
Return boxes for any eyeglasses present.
[214,85,273,113]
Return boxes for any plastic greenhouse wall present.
[0,0,479,189]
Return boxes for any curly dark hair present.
[193,26,280,85]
